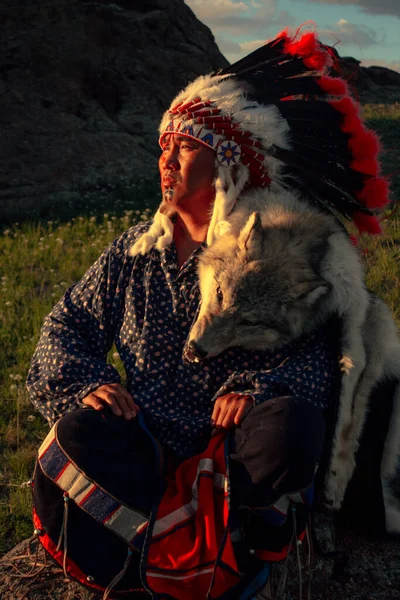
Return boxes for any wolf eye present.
[241,318,255,326]
[241,318,264,327]
[216,286,223,303]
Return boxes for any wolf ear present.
[238,212,263,256]
[292,279,332,306]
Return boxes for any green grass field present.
[0,104,399,556]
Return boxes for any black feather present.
[215,36,286,76]
[272,146,364,192]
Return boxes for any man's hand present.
[211,392,253,435]
[82,383,138,420]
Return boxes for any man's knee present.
[231,396,326,491]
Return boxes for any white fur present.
[197,186,400,528]
[207,163,249,246]
[130,205,174,257]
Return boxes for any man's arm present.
[211,326,340,432]
[26,227,145,425]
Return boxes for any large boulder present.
[365,66,400,87]
[0,0,228,222]
[330,50,400,101]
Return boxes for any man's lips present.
[163,177,177,186]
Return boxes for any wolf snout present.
[184,340,209,363]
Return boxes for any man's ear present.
[238,212,263,256]
[291,279,332,306]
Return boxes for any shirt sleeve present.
[26,227,142,425]
[212,328,339,410]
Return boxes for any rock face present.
[0,0,228,222]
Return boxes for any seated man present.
[27,28,394,599]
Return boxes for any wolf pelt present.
[188,187,400,533]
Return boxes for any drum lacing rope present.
[275,515,295,598]
[102,548,133,600]
[304,516,314,600]
[56,492,70,579]
[274,505,315,600]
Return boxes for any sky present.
[185,0,400,73]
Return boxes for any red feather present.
[351,159,378,177]
[353,212,382,234]
[283,31,330,71]
[348,131,380,160]
[356,177,389,209]
[317,76,348,97]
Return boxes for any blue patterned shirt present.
[27,222,339,457]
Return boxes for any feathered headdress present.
[131,26,389,256]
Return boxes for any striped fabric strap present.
[38,424,148,547]
[151,458,227,539]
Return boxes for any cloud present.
[216,37,242,56]
[239,39,267,53]
[306,0,400,18]
[185,0,249,23]
[186,0,296,62]
[185,0,295,36]
[318,18,380,48]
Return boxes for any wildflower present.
[47,221,53,226]
[3,229,10,235]
[27,415,36,422]
[112,352,119,360]
[56,238,63,243]
[10,384,17,391]
[90,216,96,223]
[13,374,22,381]
[1,276,7,281]
[60,281,67,286]
[5,301,12,306]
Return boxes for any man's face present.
[159,134,216,217]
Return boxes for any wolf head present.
[185,210,337,362]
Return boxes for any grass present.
[0,105,399,556]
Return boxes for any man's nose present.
[163,146,179,170]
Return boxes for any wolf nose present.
[188,340,208,361]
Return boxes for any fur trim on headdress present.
[130,25,389,257]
